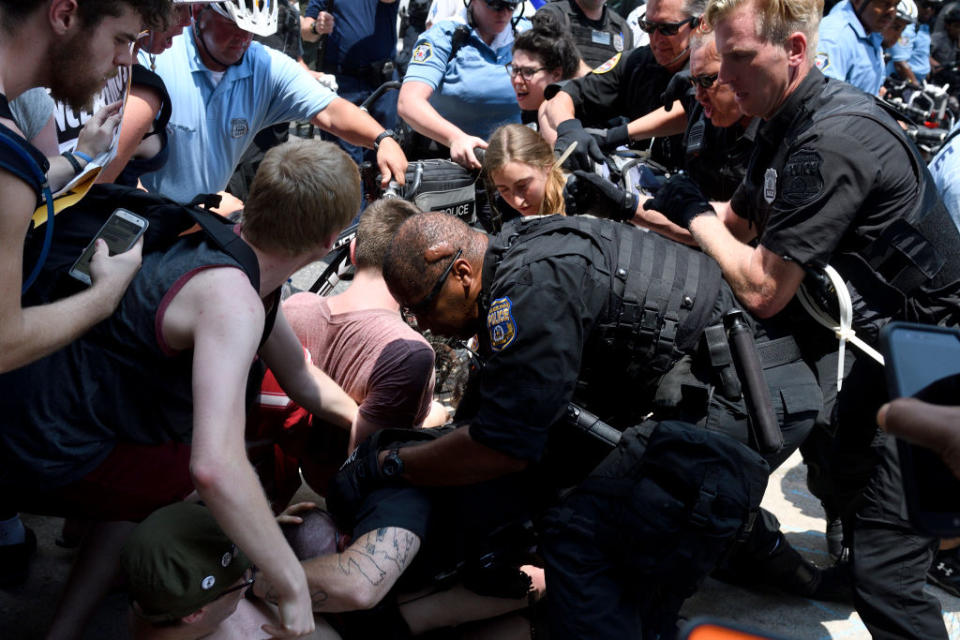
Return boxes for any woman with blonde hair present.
[483,123,567,220]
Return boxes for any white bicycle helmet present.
[897,0,918,23]
[209,0,278,36]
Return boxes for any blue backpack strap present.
[0,128,55,293]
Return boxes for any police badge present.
[412,42,432,64]
[763,168,777,204]
[487,297,517,352]
[230,118,249,139]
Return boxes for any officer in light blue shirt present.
[929,124,960,230]
[142,1,407,204]
[816,0,899,94]
[885,0,922,81]
[398,0,529,169]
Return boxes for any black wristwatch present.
[310,20,319,35]
[374,129,396,151]
[381,448,405,479]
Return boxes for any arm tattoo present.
[337,527,420,587]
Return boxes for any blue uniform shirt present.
[816,0,885,94]
[403,18,524,141]
[305,0,398,68]
[886,23,930,81]
[910,23,932,81]
[887,22,914,77]
[929,124,960,231]
[141,32,335,203]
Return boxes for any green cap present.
[120,502,252,622]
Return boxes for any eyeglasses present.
[404,248,463,318]
[482,0,520,11]
[506,63,546,79]
[689,72,719,89]
[216,568,255,600]
[637,16,697,35]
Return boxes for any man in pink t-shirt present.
[249,199,440,508]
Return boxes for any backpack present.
[21,184,264,308]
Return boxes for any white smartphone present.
[68,208,148,285]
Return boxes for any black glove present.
[326,437,387,525]
[660,70,692,111]
[642,173,715,229]
[594,123,630,152]
[555,118,606,171]
[564,171,639,221]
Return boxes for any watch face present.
[382,451,401,477]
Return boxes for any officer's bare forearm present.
[688,214,803,318]
[540,92,577,144]
[382,426,527,486]
[397,82,468,148]
[626,106,686,141]
[312,98,389,149]
[630,197,697,245]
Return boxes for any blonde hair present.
[705,0,823,55]
[484,124,566,216]
[243,138,360,256]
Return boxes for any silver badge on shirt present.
[763,168,777,204]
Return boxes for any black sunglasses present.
[689,72,719,89]
[405,248,463,317]
[637,16,697,35]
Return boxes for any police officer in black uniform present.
[536,0,633,67]
[644,0,960,636]
[334,210,838,637]
[565,28,757,219]
[540,0,702,171]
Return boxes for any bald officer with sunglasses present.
[540,0,704,171]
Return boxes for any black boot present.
[757,533,852,601]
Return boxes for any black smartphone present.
[68,208,148,285]
[880,321,960,536]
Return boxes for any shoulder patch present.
[412,42,433,64]
[592,52,621,74]
[815,51,829,71]
[487,296,518,352]
[780,148,824,206]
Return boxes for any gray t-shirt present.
[9,88,54,142]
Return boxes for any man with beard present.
[0,0,166,589]
[140,0,407,205]
[0,0,167,371]
[539,0,700,171]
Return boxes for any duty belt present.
[702,328,802,401]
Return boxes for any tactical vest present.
[772,81,960,327]
[484,217,724,419]
[544,1,626,68]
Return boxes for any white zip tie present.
[796,265,884,392]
